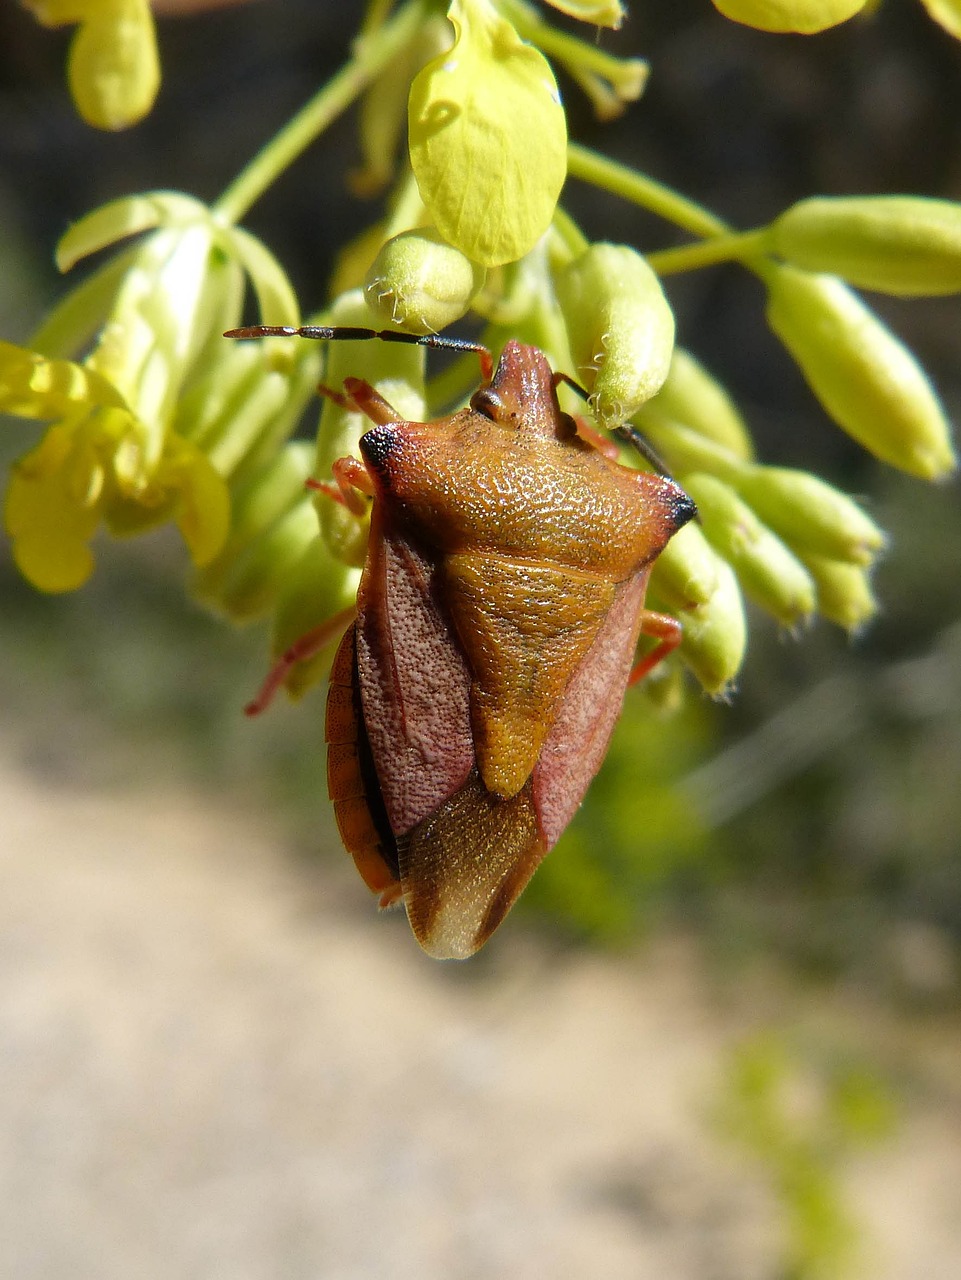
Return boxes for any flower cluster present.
[5,0,958,705]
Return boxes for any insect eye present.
[470,388,502,421]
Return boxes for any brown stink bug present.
[228,326,696,959]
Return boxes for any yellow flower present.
[2,343,228,592]
[408,0,567,267]
[23,0,160,130]
[2,191,300,592]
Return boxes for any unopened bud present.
[734,464,885,566]
[632,405,746,482]
[799,551,877,633]
[212,501,320,624]
[684,472,816,628]
[674,557,747,697]
[556,242,675,427]
[765,265,956,479]
[649,520,721,613]
[769,196,961,296]
[364,227,486,335]
[203,441,314,602]
[647,347,754,460]
[270,542,360,698]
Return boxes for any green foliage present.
[714,1033,897,1279]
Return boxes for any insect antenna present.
[552,368,675,478]
[224,326,494,381]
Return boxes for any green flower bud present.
[213,501,320,624]
[799,552,877,632]
[765,265,956,479]
[25,0,162,130]
[674,558,747,697]
[649,521,721,612]
[633,404,746,482]
[364,227,486,335]
[194,442,315,611]
[734,465,885,565]
[684,472,816,628]
[270,544,360,699]
[647,347,754,460]
[769,196,961,296]
[711,0,867,33]
[556,242,675,428]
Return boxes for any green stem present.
[502,0,646,99]
[566,142,730,241]
[214,0,426,224]
[551,206,590,260]
[647,229,768,276]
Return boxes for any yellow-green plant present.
[714,1033,897,1279]
[3,0,958,703]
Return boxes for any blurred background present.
[1,2,960,1277]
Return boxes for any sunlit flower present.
[2,192,300,592]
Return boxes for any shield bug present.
[228,325,696,959]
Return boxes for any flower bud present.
[765,265,956,479]
[799,552,877,633]
[557,242,675,428]
[271,545,361,699]
[212,501,320,624]
[684,472,816,628]
[674,558,747,697]
[633,405,746,482]
[364,227,486,335]
[649,521,721,613]
[647,347,754,460]
[734,465,885,565]
[711,0,867,33]
[194,441,315,611]
[46,0,161,130]
[769,196,961,296]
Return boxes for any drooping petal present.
[67,0,160,130]
[4,422,101,592]
[408,0,567,267]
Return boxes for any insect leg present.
[628,611,683,685]
[244,604,357,717]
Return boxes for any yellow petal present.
[408,0,567,267]
[4,423,101,592]
[56,191,206,271]
[168,442,231,566]
[542,0,625,27]
[67,0,160,130]
[0,341,125,420]
[917,0,961,38]
[711,0,868,32]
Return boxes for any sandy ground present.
[2,732,961,1280]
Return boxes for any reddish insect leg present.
[317,377,402,427]
[307,455,374,516]
[629,611,683,685]
[245,604,357,717]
